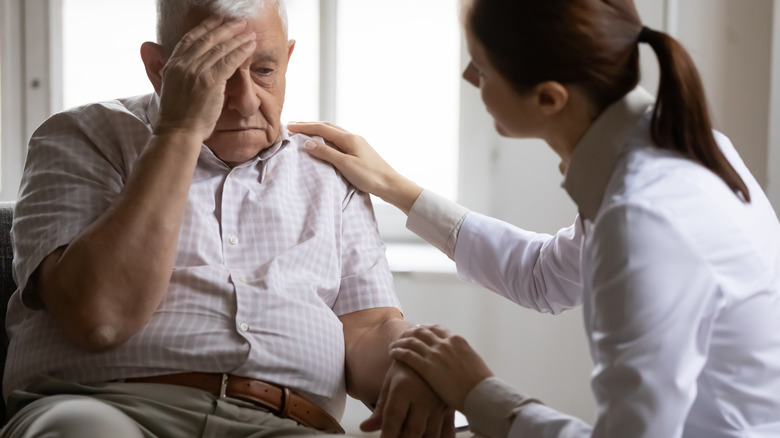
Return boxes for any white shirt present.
[5,94,400,418]
[407,87,780,437]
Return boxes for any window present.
[335,1,461,201]
[61,0,157,108]
[11,1,466,243]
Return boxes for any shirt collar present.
[146,92,161,128]
[145,93,290,167]
[561,86,655,221]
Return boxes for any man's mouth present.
[217,127,264,132]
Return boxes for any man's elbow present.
[56,308,140,352]
[79,324,123,352]
[40,269,152,351]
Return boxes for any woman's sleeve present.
[460,202,716,438]
[461,377,591,438]
[406,189,470,259]
[407,189,583,313]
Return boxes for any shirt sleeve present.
[406,189,469,259]
[462,377,591,438]
[331,188,400,315]
[12,103,139,309]
[453,211,584,314]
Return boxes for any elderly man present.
[0,1,453,437]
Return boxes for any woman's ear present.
[534,81,569,116]
[140,42,166,95]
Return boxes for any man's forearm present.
[38,131,202,351]
[341,309,411,404]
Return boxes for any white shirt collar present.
[562,86,655,221]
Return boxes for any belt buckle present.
[219,373,229,398]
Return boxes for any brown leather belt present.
[125,372,344,434]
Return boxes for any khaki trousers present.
[1,376,359,438]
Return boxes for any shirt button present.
[238,276,247,284]
[228,235,239,246]
[239,323,249,332]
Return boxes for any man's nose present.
[224,70,261,117]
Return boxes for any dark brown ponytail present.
[640,28,750,202]
[467,0,750,202]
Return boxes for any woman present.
[289,0,780,436]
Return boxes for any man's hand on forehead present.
[154,15,256,142]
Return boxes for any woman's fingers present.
[426,325,452,338]
[291,122,422,211]
[390,345,435,385]
[288,122,357,150]
[397,324,450,346]
[289,121,348,133]
[391,329,495,411]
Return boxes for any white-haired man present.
[0,1,453,437]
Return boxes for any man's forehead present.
[181,4,285,39]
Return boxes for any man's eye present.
[252,68,274,76]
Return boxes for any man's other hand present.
[154,15,256,141]
[361,361,455,438]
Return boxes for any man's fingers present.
[177,17,248,59]
[170,15,225,55]
[379,391,408,438]
[360,412,382,433]
[441,411,456,438]
[360,367,391,432]
[397,406,427,438]
[422,409,447,438]
[163,18,255,88]
[207,35,256,80]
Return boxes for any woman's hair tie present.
[637,26,652,44]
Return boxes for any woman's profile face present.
[462,24,546,139]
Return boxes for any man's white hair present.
[156,0,288,51]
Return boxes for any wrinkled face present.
[183,4,295,165]
[462,23,543,139]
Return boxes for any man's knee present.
[11,396,143,438]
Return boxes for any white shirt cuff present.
[462,377,541,438]
[406,189,469,259]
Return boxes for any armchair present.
[0,201,16,422]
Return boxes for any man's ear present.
[286,39,296,61]
[534,81,568,117]
[140,41,166,95]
